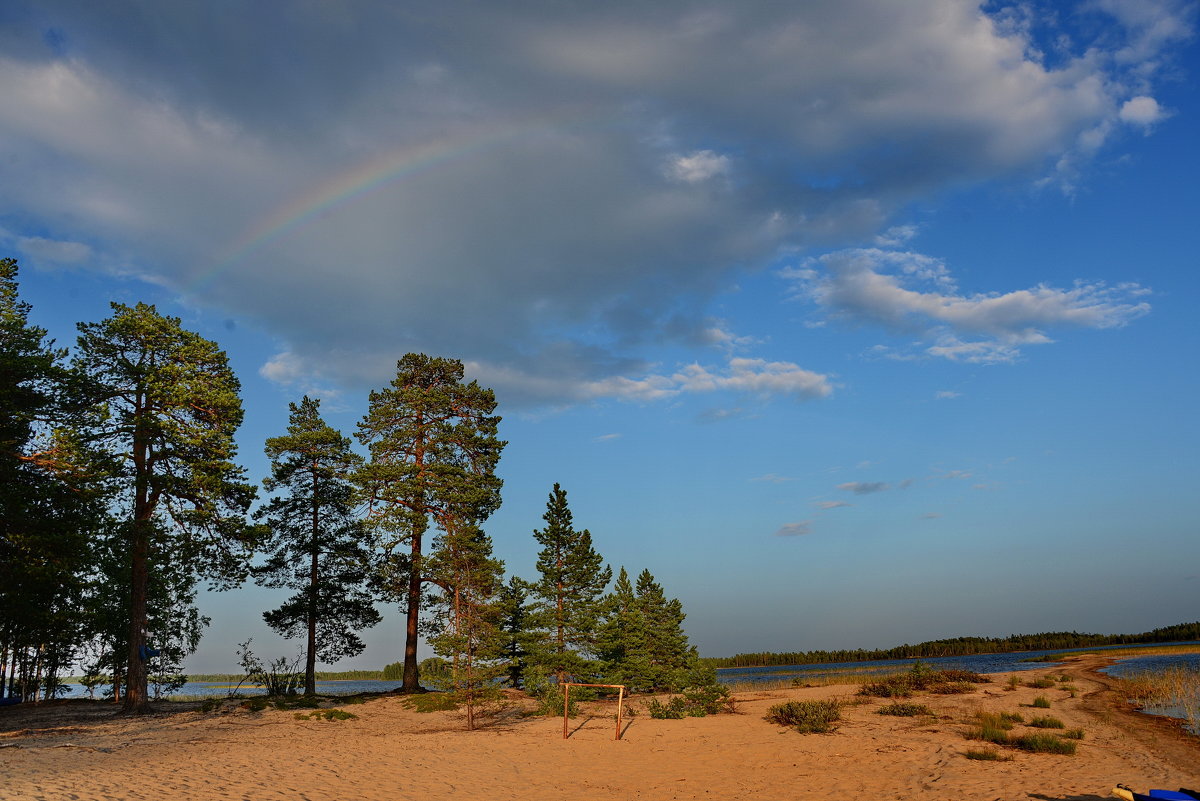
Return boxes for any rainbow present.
[197,110,593,291]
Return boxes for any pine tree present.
[255,396,380,695]
[355,354,505,692]
[75,302,256,712]
[531,483,611,684]
[599,567,703,692]
[0,258,106,701]
[496,576,540,689]
[425,522,506,730]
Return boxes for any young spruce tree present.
[355,354,505,692]
[425,521,506,730]
[599,567,703,692]
[255,396,380,695]
[75,302,256,713]
[531,483,611,684]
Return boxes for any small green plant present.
[199,698,223,713]
[877,702,932,717]
[295,709,357,721]
[404,692,460,713]
[966,712,1018,744]
[1027,715,1065,729]
[241,697,269,712]
[1031,696,1051,708]
[680,684,734,716]
[1029,677,1056,689]
[859,664,990,698]
[1006,675,1021,691]
[1057,674,1071,682]
[272,696,321,710]
[646,697,688,719]
[999,711,1024,724]
[1012,733,1075,754]
[964,748,1013,761]
[765,699,841,733]
[1060,728,1085,740]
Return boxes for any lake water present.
[1100,652,1200,735]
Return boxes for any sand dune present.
[2,659,1196,801]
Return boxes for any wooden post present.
[562,683,570,739]
[615,686,624,740]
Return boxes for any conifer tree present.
[425,521,506,729]
[75,302,256,712]
[531,483,611,684]
[496,576,540,689]
[355,354,505,692]
[599,567,703,692]
[255,396,380,695]
[1,258,106,701]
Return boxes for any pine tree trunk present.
[306,465,319,696]
[124,407,152,714]
[402,520,424,692]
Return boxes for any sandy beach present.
[2,658,1197,801]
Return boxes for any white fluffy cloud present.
[775,521,812,537]
[0,1,1185,403]
[1119,95,1168,127]
[784,248,1150,363]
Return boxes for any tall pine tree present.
[599,567,703,692]
[531,483,611,684]
[75,302,256,712]
[355,354,505,692]
[255,396,380,695]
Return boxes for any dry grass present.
[1113,665,1200,733]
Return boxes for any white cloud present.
[873,225,918,247]
[934,390,962,399]
[0,1,1183,404]
[593,433,622,442]
[752,473,795,483]
[784,248,1150,363]
[838,481,890,495]
[774,521,812,537]
[667,150,731,183]
[814,500,851,510]
[1119,95,1168,127]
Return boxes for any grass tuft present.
[1028,677,1057,689]
[403,692,460,713]
[1012,733,1076,754]
[1027,715,1065,729]
[1060,728,1085,739]
[877,702,932,717]
[294,709,357,721]
[1031,696,1051,708]
[765,699,841,733]
[964,748,1013,761]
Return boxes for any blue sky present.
[2,1,1198,672]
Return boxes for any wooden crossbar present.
[561,683,626,740]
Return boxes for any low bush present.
[1031,696,1052,708]
[859,664,989,698]
[404,692,460,713]
[1028,677,1057,689]
[646,697,688,719]
[1012,733,1075,754]
[1060,728,1085,739]
[1028,716,1065,729]
[294,709,357,721]
[765,699,841,733]
[877,702,932,717]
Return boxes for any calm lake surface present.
[1100,652,1200,734]
[55,641,1199,701]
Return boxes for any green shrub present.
[680,684,733,716]
[964,748,1013,761]
[938,669,991,684]
[1028,716,1065,729]
[241,697,269,712]
[999,711,1024,724]
[1028,677,1056,689]
[646,697,688,719]
[199,698,223,713]
[859,664,989,698]
[1013,733,1075,754]
[404,692,460,713]
[967,713,1017,744]
[765,699,841,733]
[295,709,357,721]
[877,702,932,717]
[1031,696,1051,708]
[1006,675,1021,691]
[1060,728,1085,739]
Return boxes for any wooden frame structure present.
[561,683,627,740]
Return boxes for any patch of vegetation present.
[677,684,734,716]
[999,711,1024,724]
[1060,728,1085,739]
[964,748,1013,761]
[294,709,357,721]
[764,699,841,733]
[403,692,460,713]
[199,698,223,713]
[877,702,932,717]
[859,663,989,698]
[1012,733,1076,754]
[1028,677,1057,689]
[1027,716,1065,729]
[1006,675,1021,691]
[1031,696,1051,708]
[646,697,688,719]
[272,696,321,710]
[241,697,270,712]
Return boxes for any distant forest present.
[699,620,1200,669]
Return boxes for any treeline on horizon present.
[699,620,1200,669]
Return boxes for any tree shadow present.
[1028,794,1111,801]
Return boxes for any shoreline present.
[3,658,1197,801]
